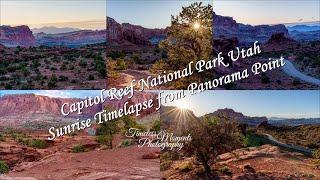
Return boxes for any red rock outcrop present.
[209,108,268,126]
[107,17,166,46]
[263,32,298,51]
[213,12,289,46]
[0,25,36,47]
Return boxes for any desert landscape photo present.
[0,0,107,89]
[107,0,214,89]
[160,90,320,179]
[0,90,160,179]
[212,0,320,89]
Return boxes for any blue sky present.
[0,0,106,29]
[108,0,319,28]
[163,90,320,118]
[214,0,320,25]
[107,0,211,28]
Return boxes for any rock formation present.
[0,25,36,47]
[213,12,289,46]
[206,108,268,126]
[107,17,167,46]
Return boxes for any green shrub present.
[313,149,320,159]
[243,134,266,147]
[219,166,233,176]
[115,59,127,70]
[31,139,48,149]
[177,161,193,172]
[0,161,9,174]
[0,134,5,141]
[120,139,134,147]
[72,145,86,153]
[96,135,113,148]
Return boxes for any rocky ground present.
[0,132,160,180]
[162,145,320,179]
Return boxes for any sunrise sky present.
[163,90,320,119]
[214,0,320,25]
[107,0,319,28]
[0,0,106,29]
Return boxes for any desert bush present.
[313,149,320,159]
[0,133,5,141]
[58,75,68,82]
[72,144,86,153]
[115,59,127,70]
[151,59,167,73]
[189,116,242,179]
[96,135,113,149]
[219,166,233,176]
[177,161,193,172]
[120,139,134,147]
[79,59,88,68]
[30,139,48,149]
[151,119,161,133]
[0,161,9,174]
[87,74,95,80]
[243,133,267,147]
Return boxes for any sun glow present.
[193,22,201,30]
[177,100,190,110]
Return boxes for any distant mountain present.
[31,26,81,34]
[107,17,167,46]
[287,25,320,32]
[35,29,106,48]
[268,118,320,126]
[0,25,36,47]
[213,12,289,46]
[0,25,106,48]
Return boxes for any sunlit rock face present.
[107,16,167,46]
[0,25,36,47]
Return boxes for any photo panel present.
[0,90,160,178]
[159,90,320,179]
[212,0,320,90]
[0,0,107,90]
[106,0,213,90]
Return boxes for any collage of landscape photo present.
[0,0,319,179]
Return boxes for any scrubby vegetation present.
[258,124,320,149]
[72,144,86,153]
[0,161,9,174]
[0,43,106,89]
